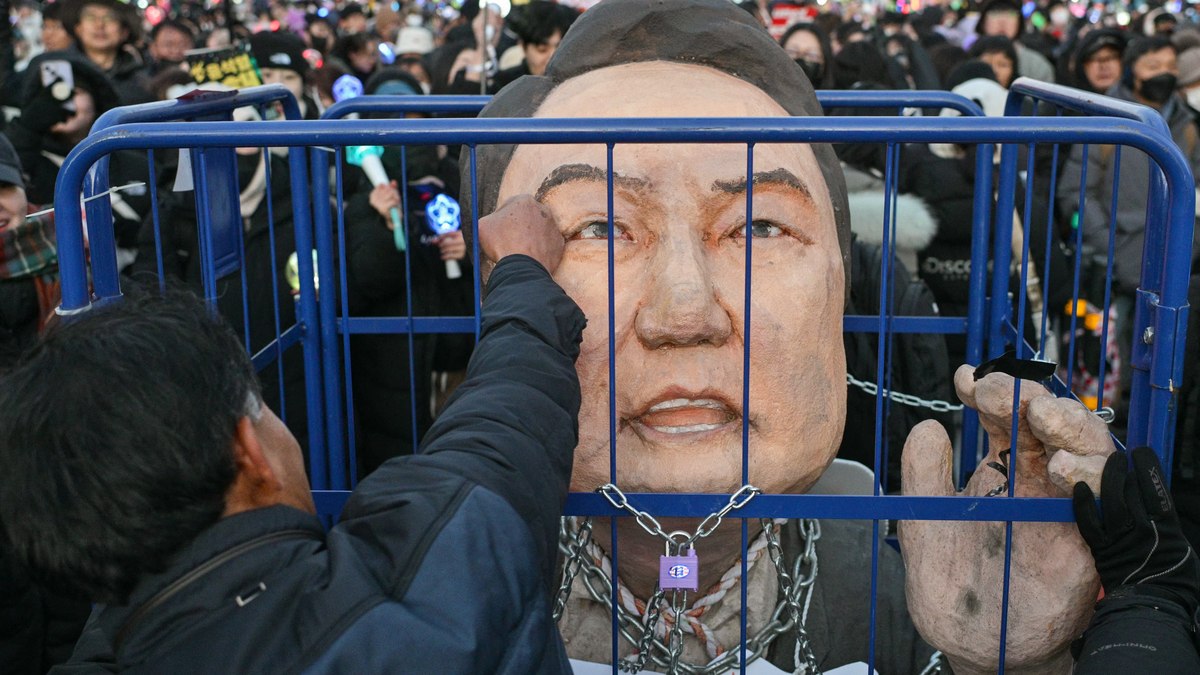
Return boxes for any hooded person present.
[1072,28,1127,94]
[465,0,1115,672]
[4,51,148,260]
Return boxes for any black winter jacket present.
[52,256,584,674]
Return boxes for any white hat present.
[395,27,434,55]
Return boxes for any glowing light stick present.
[425,193,463,279]
[346,145,406,251]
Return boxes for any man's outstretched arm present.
[342,195,580,588]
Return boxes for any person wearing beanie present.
[1072,28,1127,94]
[250,31,318,119]
[1177,47,1200,113]
[976,0,1055,83]
[1059,35,1200,434]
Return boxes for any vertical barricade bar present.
[990,141,1021,359]
[286,144,329,491]
[960,144,994,483]
[1128,163,1169,451]
[311,148,347,485]
[83,158,122,302]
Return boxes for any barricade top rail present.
[1005,76,1172,135]
[320,90,986,120]
[55,114,1193,312]
[92,84,303,133]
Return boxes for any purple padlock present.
[659,545,699,591]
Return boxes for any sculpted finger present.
[1027,396,1115,457]
[902,420,955,497]
[973,372,1052,453]
[953,364,978,409]
[1047,451,1108,495]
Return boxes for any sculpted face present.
[497,62,846,496]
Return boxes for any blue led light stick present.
[425,193,462,279]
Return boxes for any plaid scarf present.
[0,212,60,331]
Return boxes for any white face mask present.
[1186,87,1200,111]
[1180,88,1200,110]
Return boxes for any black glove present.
[16,83,74,135]
[1073,447,1200,616]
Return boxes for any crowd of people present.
[0,0,1199,672]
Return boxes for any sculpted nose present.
[634,239,732,350]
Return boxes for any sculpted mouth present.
[632,395,739,435]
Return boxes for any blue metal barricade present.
[317,93,989,493]
[55,85,327,492]
[52,95,1193,673]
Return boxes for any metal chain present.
[667,590,688,673]
[845,372,964,413]
[598,483,763,550]
[559,518,822,675]
[623,587,667,673]
[763,519,821,674]
[553,518,594,621]
[918,651,949,675]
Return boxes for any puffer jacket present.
[50,256,583,674]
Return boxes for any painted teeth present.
[652,423,724,434]
[647,398,727,412]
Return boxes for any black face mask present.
[1138,73,1178,104]
[310,35,329,53]
[795,58,824,85]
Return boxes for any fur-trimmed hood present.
[841,163,938,267]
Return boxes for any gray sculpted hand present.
[899,365,1114,675]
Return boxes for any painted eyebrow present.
[534,163,650,202]
[711,168,814,204]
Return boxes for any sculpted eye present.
[730,219,786,239]
[570,220,630,241]
[749,220,784,238]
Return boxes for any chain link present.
[763,519,821,673]
[845,372,964,413]
[554,518,594,621]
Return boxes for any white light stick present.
[347,146,406,251]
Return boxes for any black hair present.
[929,43,969,89]
[507,0,578,47]
[42,2,66,22]
[1123,36,1177,87]
[779,22,836,89]
[150,19,196,44]
[969,34,1019,83]
[333,31,378,59]
[465,0,852,303]
[976,0,1024,37]
[0,288,261,603]
[836,21,866,45]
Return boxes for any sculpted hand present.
[899,365,1115,675]
[479,195,564,275]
